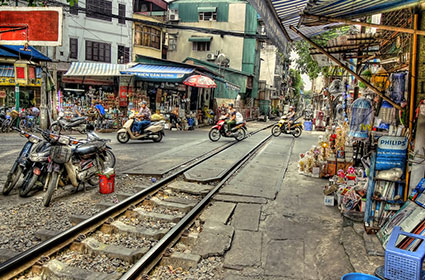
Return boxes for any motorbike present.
[20,126,116,198]
[208,116,247,142]
[19,111,37,132]
[2,110,19,133]
[116,117,165,143]
[49,111,88,134]
[271,115,303,138]
[2,128,43,195]
[42,131,111,206]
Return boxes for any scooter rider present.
[287,106,296,130]
[133,101,151,136]
[225,103,236,135]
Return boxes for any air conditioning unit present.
[168,10,179,21]
[206,53,216,61]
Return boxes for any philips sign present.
[378,136,408,151]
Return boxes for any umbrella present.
[183,75,217,88]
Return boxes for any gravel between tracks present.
[0,175,151,253]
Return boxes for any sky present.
[290,50,312,91]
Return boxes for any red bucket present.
[99,174,115,194]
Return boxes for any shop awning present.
[197,7,217,13]
[188,36,213,42]
[0,64,42,78]
[0,48,18,58]
[121,64,195,80]
[0,45,51,61]
[248,0,421,47]
[65,62,128,76]
[0,65,14,77]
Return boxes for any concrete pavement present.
[194,132,385,280]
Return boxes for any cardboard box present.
[324,195,335,206]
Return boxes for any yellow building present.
[132,0,168,61]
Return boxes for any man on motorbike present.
[287,106,296,130]
[225,103,237,135]
[133,101,151,136]
[169,106,181,130]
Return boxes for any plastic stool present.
[384,226,425,280]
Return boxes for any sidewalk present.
[221,133,385,280]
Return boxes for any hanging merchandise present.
[371,67,390,91]
[328,79,343,94]
[390,72,406,104]
[359,69,372,89]
[377,101,395,130]
[349,98,373,139]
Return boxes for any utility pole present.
[40,64,48,129]
[52,47,58,120]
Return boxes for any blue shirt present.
[95,104,105,116]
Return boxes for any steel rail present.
[121,135,272,279]
[0,124,271,279]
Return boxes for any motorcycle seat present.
[70,117,86,122]
[74,141,104,155]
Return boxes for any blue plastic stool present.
[385,226,425,280]
[341,272,380,279]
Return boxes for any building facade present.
[167,0,260,103]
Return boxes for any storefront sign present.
[376,136,408,171]
[135,73,185,79]
[119,86,133,107]
[0,77,41,87]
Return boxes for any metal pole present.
[14,84,19,111]
[289,25,403,111]
[40,65,48,129]
[405,13,419,201]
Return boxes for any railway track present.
[0,126,273,280]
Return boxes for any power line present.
[45,0,268,40]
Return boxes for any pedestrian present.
[95,101,105,128]
[133,101,151,136]
[72,101,82,117]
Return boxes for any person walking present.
[95,101,105,128]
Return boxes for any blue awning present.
[0,45,51,61]
[0,65,14,77]
[121,64,195,80]
[0,48,18,58]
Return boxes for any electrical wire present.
[43,0,267,39]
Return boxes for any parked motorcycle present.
[19,111,37,132]
[42,130,112,206]
[20,126,115,198]
[117,117,165,143]
[2,128,42,195]
[2,110,19,133]
[49,111,88,134]
[271,116,303,138]
[208,116,247,142]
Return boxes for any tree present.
[289,68,304,106]
[292,27,351,80]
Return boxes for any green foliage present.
[292,27,350,80]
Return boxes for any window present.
[118,4,126,24]
[168,35,177,52]
[86,0,112,21]
[69,1,78,15]
[118,45,130,63]
[135,25,161,49]
[199,12,217,21]
[85,40,111,62]
[69,38,78,59]
[192,42,210,51]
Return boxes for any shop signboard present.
[0,77,41,87]
[376,136,408,171]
